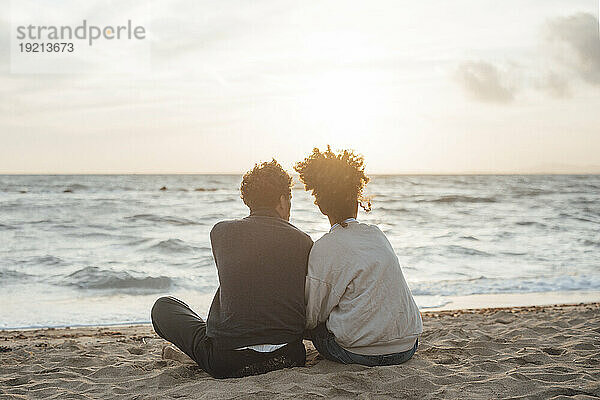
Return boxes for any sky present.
[0,0,599,174]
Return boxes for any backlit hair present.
[294,146,370,218]
[240,159,292,211]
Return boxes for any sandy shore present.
[1,303,599,399]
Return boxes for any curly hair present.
[240,159,293,211]
[294,146,371,219]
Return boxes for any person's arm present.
[305,257,343,330]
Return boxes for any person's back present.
[151,160,312,378]
[208,209,312,349]
[295,146,422,366]
[307,221,422,355]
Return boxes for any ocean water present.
[1,174,599,329]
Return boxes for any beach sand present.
[1,303,599,399]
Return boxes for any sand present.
[1,303,599,399]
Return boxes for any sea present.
[1,174,599,329]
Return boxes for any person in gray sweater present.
[295,146,422,366]
[151,160,313,378]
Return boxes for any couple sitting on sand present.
[151,147,422,378]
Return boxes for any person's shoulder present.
[210,218,244,238]
[282,220,313,246]
[315,222,383,251]
[353,220,379,230]
[352,221,386,236]
[310,230,339,258]
[355,222,396,254]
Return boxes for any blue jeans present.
[308,323,418,366]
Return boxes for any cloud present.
[536,72,570,98]
[456,12,599,103]
[455,61,516,103]
[544,12,600,86]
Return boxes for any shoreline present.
[422,289,600,311]
[2,301,599,333]
[2,289,600,331]
[2,300,599,333]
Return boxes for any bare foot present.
[161,345,194,364]
[305,347,321,367]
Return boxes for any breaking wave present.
[147,238,201,253]
[63,266,172,291]
[125,214,201,226]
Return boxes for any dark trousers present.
[307,323,418,366]
[151,296,306,379]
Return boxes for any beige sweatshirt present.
[305,220,423,355]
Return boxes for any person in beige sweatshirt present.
[294,146,423,366]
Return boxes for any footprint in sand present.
[3,376,30,386]
[127,347,145,355]
[542,347,565,356]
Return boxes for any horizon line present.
[1,171,600,176]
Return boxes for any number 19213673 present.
[19,42,74,52]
